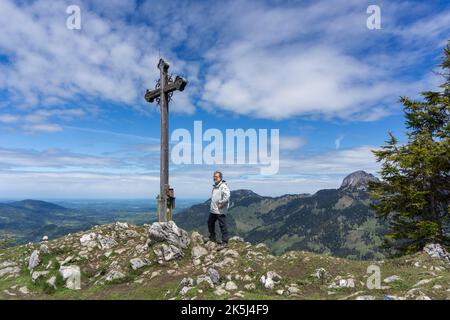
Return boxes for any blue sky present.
[0,0,449,199]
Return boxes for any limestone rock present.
[314,268,331,280]
[191,245,208,260]
[47,276,57,289]
[31,271,49,282]
[214,287,228,296]
[384,275,401,283]
[59,265,81,290]
[105,269,126,282]
[197,275,214,288]
[329,277,355,289]
[229,236,244,242]
[223,249,239,259]
[423,243,450,263]
[288,286,300,294]
[154,243,183,262]
[180,286,192,295]
[180,277,194,287]
[225,281,238,291]
[148,221,190,249]
[39,244,49,254]
[114,222,129,230]
[99,237,118,250]
[0,266,20,278]
[190,231,204,245]
[28,250,40,270]
[19,286,29,294]
[260,271,282,290]
[244,283,256,290]
[80,233,98,248]
[130,258,148,270]
[356,295,375,300]
[208,268,220,284]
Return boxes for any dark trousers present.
[208,212,229,243]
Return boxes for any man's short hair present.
[214,170,223,179]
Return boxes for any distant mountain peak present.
[339,171,379,192]
[231,189,260,197]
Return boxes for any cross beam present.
[144,58,187,222]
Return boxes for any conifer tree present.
[369,42,450,255]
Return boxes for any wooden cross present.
[144,58,187,222]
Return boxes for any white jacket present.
[210,180,230,215]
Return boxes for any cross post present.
[144,58,187,222]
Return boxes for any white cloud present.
[279,136,307,151]
[24,123,63,133]
[0,170,159,199]
[0,114,19,123]
[0,147,122,168]
[0,144,379,198]
[0,0,448,125]
[335,135,344,149]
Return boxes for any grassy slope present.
[1,223,449,300]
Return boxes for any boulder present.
[148,221,190,249]
[18,286,29,294]
[213,257,235,269]
[329,278,355,289]
[244,283,256,290]
[28,250,40,270]
[223,249,239,259]
[383,275,401,283]
[80,233,98,248]
[180,277,194,287]
[263,277,275,289]
[191,246,208,260]
[154,243,184,262]
[47,276,57,289]
[197,275,214,288]
[180,286,192,295]
[99,237,118,250]
[59,265,81,290]
[356,295,376,300]
[208,268,220,284]
[225,281,238,291]
[190,232,204,245]
[229,236,244,242]
[114,222,129,230]
[314,268,331,280]
[214,287,228,296]
[31,271,49,282]
[39,244,49,254]
[288,286,300,294]
[423,243,450,263]
[130,258,148,270]
[0,266,20,278]
[105,269,126,282]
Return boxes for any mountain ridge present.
[175,171,385,259]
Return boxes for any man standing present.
[208,171,230,248]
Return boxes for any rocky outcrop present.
[1,220,450,300]
[339,170,379,192]
[423,243,450,263]
[148,221,190,249]
[59,265,81,290]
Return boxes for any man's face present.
[213,173,221,184]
